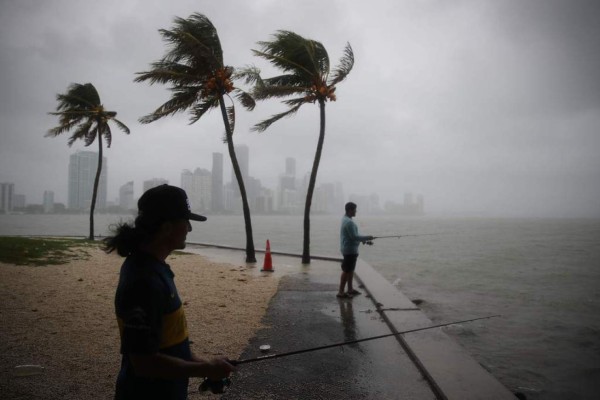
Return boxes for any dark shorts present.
[341,254,358,273]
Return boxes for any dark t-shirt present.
[114,252,192,399]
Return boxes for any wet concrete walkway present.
[188,244,516,399]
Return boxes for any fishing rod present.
[236,314,498,365]
[373,233,442,239]
[200,314,501,393]
[365,233,443,245]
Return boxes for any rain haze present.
[1,0,599,218]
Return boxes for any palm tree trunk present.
[89,135,103,241]
[218,98,256,263]
[302,99,327,264]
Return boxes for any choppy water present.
[1,213,599,399]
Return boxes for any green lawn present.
[0,236,100,266]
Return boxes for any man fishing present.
[338,202,373,298]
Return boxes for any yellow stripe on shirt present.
[160,306,189,349]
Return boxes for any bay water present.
[1,213,599,399]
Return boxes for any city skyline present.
[0,147,424,216]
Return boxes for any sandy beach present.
[0,246,280,399]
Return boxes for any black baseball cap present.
[138,184,207,222]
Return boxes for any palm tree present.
[135,13,257,263]
[47,82,130,240]
[246,31,354,264]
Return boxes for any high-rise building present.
[143,178,169,193]
[276,157,298,213]
[383,193,424,216]
[254,187,274,214]
[212,152,224,212]
[12,194,25,210]
[416,194,425,214]
[223,182,234,212]
[181,168,212,212]
[0,183,14,213]
[314,183,336,214]
[247,176,262,209]
[334,182,345,211]
[281,156,296,191]
[285,157,296,176]
[43,190,55,213]
[119,181,134,211]
[68,151,107,211]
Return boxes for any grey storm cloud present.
[1,0,599,218]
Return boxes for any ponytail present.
[103,215,166,257]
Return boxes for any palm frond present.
[253,84,306,100]
[304,38,330,79]
[101,124,113,148]
[233,89,256,111]
[65,119,94,146]
[67,119,94,147]
[46,117,82,137]
[112,118,131,135]
[84,126,99,147]
[328,42,354,86]
[160,29,221,74]
[283,96,314,107]
[188,96,219,125]
[56,83,101,111]
[139,85,202,124]
[254,31,330,79]
[251,49,313,80]
[262,74,308,87]
[176,13,223,64]
[234,65,264,86]
[252,103,303,132]
[135,62,204,86]
[155,13,223,76]
[49,109,95,119]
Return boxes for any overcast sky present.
[1,0,599,218]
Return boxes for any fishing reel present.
[365,240,374,246]
[199,377,231,394]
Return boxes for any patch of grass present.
[0,236,100,266]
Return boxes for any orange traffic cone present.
[261,240,274,272]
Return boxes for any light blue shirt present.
[340,215,370,255]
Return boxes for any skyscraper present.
[143,178,169,193]
[0,183,14,213]
[212,152,224,212]
[285,157,296,176]
[181,168,212,212]
[43,190,55,213]
[12,194,25,210]
[334,182,345,211]
[68,151,107,211]
[314,183,336,213]
[119,181,134,211]
[277,157,298,213]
